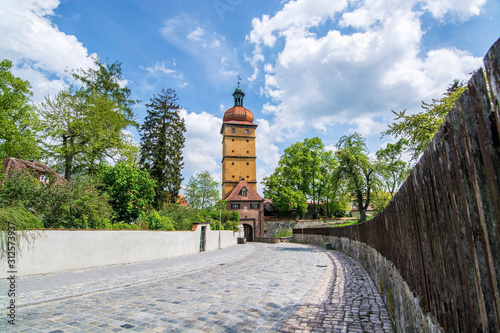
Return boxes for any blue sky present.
[1,0,499,195]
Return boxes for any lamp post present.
[219,203,222,250]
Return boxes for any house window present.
[39,174,49,182]
[232,203,240,209]
[232,128,236,133]
[241,187,247,197]
[245,129,249,134]
[244,206,248,211]
[251,203,259,209]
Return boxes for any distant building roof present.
[224,179,263,202]
[3,157,67,184]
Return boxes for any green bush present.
[97,162,156,224]
[275,228,292,238]
[143,210,174,230]
[159,203,203,230]
[111,222,141,230]
[0,204,43,260]
[0,170,113,229]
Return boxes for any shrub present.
[0,204,43,260]
[159,203,203,230]
[111,222,141,230]
[0,170,112,229]
[97,162,156,224]
[143,210,174,230]
[275,228,292,238]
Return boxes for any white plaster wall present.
[0,225,237,277]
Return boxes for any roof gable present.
[3,157,67,184]
[224,179,263,202]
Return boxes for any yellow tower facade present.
[220,86,258,199]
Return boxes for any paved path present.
[1,243,393,332]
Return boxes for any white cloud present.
[187,26,205,42]
[247,0,484,161]
[422,0,486,20]
[0,0,96,102]
[179,109,222,182]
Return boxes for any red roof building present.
[3,157,67,184]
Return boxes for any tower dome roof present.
[223,106,254,123]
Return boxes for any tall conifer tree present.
[140,88,186,208]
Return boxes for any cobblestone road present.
[1,243,393,332]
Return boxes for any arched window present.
[241,187,247,197]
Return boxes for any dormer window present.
[241,187,247,197]
[39,174,49,183]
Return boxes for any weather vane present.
[237,75,241,87]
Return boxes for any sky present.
[1,0,499,195]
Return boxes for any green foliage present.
[334,133,376,222]
[143,210,174,230]
[38,59,138,181]
[0,204,43,260]
[140,88,186,208]
[159,203,203,230]
[111,222,140,230]
[376,139,409,199]
[263,137,334,218]
[203,201,239,232]
[184,170,219,210]
[275,228,292,238]
[0,59,41,160]
[383,80,466,161]
[0,170,112,229]
[371,191,392,214]
[98,162,156,223]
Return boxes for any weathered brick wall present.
[294,37,500,332]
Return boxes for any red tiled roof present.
[223,105,254,124]
[224,179,263,201]
[3,157,67,184]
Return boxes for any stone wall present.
[294,233,442,333]
[0,223,237,278]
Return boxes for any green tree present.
[184,171,219,210]
[140,88,186,208]
[0,59,40,160]
[98,162,156,223]
[0,170,112,229]
[383,80,466,161]
[39,59,137,180]
[143,210,174,230]
[334,133,376,222]
[263,137,333,219]
[376,138,409,198]
[262,166,308,218]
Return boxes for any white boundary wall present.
[1,223,237,277]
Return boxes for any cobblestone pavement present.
[1,243,393,332]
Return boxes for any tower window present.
[246,175,249,178]
[246,162,249,165]
[247,151,249,153]
[245,129,249,134]
[232,162,234,165]
[241,187,247,197]
[232,175,235,178]
[232,128,235,133]
[232,139,234,142]
[232,150,234,153]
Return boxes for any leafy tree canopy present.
[98,162,156,223]
[383,80,466,161]
[376,138,409,198]
[0,59,40,160]
[39,59,138,180]
[184,170,219,210]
